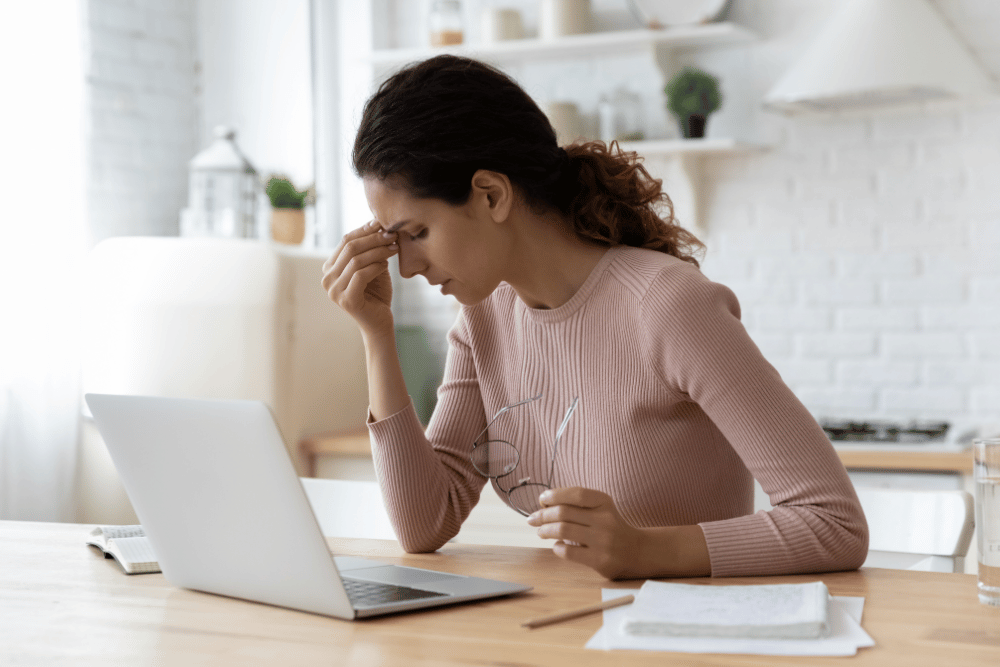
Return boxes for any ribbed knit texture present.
[368,246,869,577]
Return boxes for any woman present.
[322,55,868,580]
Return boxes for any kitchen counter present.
[834,445,973,475]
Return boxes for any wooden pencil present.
[521,594,635,629]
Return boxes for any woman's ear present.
[470,170,513,223]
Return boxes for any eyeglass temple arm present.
[473,392,544,445]
[546,396,579,486]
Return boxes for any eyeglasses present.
[470,393,580,516]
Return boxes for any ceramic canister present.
[481,8,524,42]
[539,0,591,39]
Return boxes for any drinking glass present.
[974,438,1000,606]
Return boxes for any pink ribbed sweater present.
[368,246,869,577]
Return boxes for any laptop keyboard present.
[341,577,447,607]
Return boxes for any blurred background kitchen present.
[1,1,998,563]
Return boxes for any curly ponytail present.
[353,55,704,267]
[563,141,704,266]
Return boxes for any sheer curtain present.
[0,1,87,521]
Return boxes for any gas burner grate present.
[820,420,949,443]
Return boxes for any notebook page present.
[111,536,158,567]
[99,525,146,540]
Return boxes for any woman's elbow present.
[393,525,455,554]
[400,542,442,554]
[835,531,869,571]
[829,506,870,571]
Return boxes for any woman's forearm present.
[532,487,712,579]
[635,525,712,579]
[362,327,411,422]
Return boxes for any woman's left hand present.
[526,487,648,579]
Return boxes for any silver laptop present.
[85,393,531,619]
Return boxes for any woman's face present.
[363,176,505,306]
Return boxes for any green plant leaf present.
[664,66,722,118]
[265,176,307,209]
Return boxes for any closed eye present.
[409,228,428,241]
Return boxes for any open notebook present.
[86,525,159,574]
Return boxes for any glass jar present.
[429,0,463,47]
[597,88,645,142]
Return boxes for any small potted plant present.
[265,175,310,244]
[664,66,722,139]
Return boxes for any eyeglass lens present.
[470,394,578,517]
[470,438,519,478]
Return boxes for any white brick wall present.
[836,361,920,386]
[85,0,199,242]
[698,0,1000,426]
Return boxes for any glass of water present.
[974,438,1000,606]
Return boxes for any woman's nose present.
[396,239,426,279]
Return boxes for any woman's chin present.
[452,289,488,307]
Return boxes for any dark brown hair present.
[353,55,704,266]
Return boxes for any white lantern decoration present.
[180,126,259,238]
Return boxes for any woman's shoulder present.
[604,247,741,330]
[608,246,716,300]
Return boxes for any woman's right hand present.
[321,221,399,336]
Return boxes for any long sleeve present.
[639,263,869,576]
[367,311,489,552]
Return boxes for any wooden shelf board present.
[370,23,755,66]
[618,138,764,156]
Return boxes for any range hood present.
[764,0,996,113]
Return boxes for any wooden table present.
[3,521,998,665]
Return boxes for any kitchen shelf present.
[367,18,762,232]
[618,137,763,156]
[614,138,766,232]
[370,23,755,67]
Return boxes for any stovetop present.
[820,419,949,443]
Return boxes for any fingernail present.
[381,232,395,239]
[388,243,398,250]
[539,491,553,502]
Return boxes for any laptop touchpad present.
[346,565,464,586]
